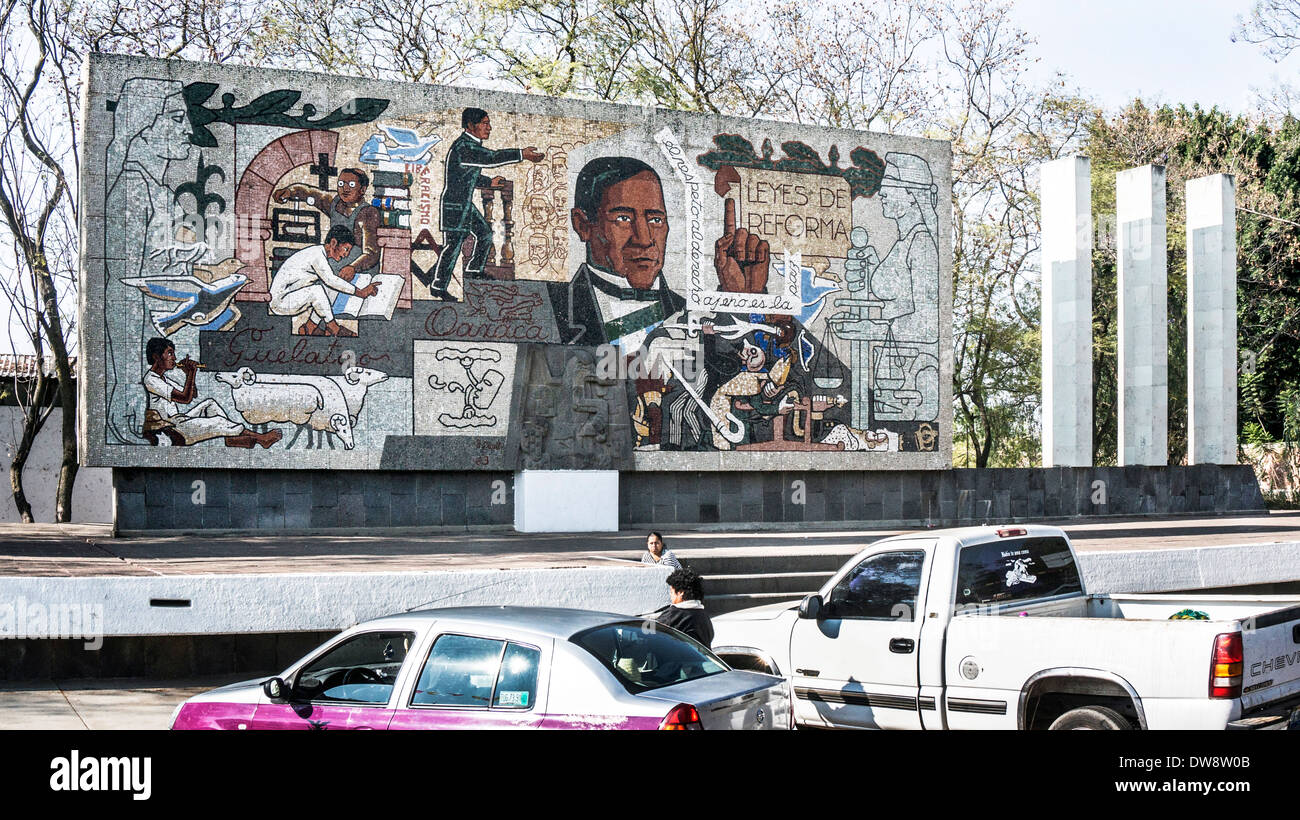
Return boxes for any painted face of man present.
[528,197,550,227]
[337,171,365,206]
[325,239,354,261]
[467,115,492,141]
[572,170,668,289]
[528,235,549,266]
[158,345,177,371]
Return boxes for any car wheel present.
[1048,705,1134,730]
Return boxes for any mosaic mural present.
[82,56,952,470]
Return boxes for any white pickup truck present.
[711,524,1300,730]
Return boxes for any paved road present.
[3,511,1300,577]
[0,675,249,730]
[4,511,1299,729]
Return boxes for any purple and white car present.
[170,606,791,730]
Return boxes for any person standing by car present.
[655,567,714,648]
[641,531,681,569]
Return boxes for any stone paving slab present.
[1,512,1299,577]
[0,675,249,730]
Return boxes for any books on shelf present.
[372,170,414,189]
[371,196,412,211]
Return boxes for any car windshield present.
[571,620,728,693]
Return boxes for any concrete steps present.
[704,571,835,597]
[671,550,853,615]
[709,592,806,615]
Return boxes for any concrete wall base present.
[113,465,1266,533]
[0,632,336,681]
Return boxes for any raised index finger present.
[723,197,736,236]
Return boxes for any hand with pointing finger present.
[714,198,770,293]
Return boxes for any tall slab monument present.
[1186,174,1238,465]
[1040,156,1093,467]
[1116,164,1168,465]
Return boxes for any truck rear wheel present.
[1048,706,1134,730]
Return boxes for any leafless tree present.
[0,0,79,521]
[254,0,485,85]
[1235,0,1300,62]
[0,0,265,521]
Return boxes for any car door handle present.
[795,668,820,677]
[889,638,915,654]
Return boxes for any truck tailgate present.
[1242,603,1300,710]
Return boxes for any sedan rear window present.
[571,621,727,693]
[412,634,541,710]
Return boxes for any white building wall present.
[0,406,112,523]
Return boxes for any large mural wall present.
[81,55,952,471]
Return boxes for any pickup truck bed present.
[712,525,1300,730]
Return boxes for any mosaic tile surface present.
[83,55,952,471]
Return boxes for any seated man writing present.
[269,225,378,337]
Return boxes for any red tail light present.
[658,703,702,730]
[997,527,1027,537]
[1210,632,1243,699]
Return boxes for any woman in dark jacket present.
[655,567,714,648]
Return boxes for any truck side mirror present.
[798,594,823,620]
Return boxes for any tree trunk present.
[9,449,33,524]
[55,376,78,523]
[9,374,51,523]
[976,419,992,469]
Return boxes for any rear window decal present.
[1004,558,1038,587]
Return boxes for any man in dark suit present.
[550,157,686,348]
[425,108,544,299]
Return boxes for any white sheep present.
[328,367,389,426]
[214,367,355,450]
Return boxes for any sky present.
[1011,0,1299,113]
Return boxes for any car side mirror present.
[263,677,289,701]
[798,594,823,620]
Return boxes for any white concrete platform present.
[0,565,670,638]
[514,470,619,532]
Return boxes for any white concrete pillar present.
[1186,174,1237,465]
[1117,165,1168,465]
[514,470,619,532]
[1040,156,1093,467]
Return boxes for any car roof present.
[358,606,641,640]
